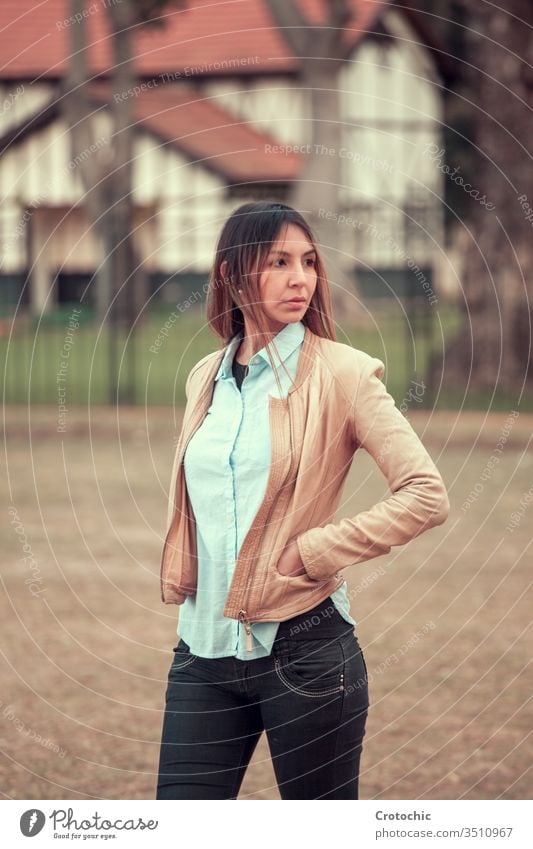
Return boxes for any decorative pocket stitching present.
[170,643,198,670]
[273,642,345,698]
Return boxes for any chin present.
[274,311,306,322]
[264,308,306,333]
[270,317,297,331]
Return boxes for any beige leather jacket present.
[160,325,450,646]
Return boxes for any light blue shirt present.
[179,320,356,660]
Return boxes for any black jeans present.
[156,624,369,800]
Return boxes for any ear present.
[220,259,229,281]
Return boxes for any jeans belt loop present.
[274,634,289,659]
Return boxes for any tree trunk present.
[293,66,368,325]
[264,0,367,325]
[105,0,147,334]
[62,0,147,334]
[429,0,533,394]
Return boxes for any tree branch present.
[62,0,102,212]
[264,0,312,57]
[323,0,352,59]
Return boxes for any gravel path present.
[2,407,531,799]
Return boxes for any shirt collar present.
[214,321,306,382]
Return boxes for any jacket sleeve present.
[164,365,195,532]
[295,355,450,582]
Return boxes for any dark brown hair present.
[206,201,336,341]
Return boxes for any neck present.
[239,319,288,355]
[236,325,281,362]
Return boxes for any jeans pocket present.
[360,648,368,683]
[169,638,198,670]
[341,633,370,709]
[274,638,345,697]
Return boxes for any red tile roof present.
[0,0,387,80]
[90,81,303,182]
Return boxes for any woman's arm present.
[293,355,450,582]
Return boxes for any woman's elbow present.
[430,485,450,527]
[411,478,450,530]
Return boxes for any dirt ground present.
[1,406,531,800]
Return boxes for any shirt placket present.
[227,373,247,654]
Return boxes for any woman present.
[156,201,450,800]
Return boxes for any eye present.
[270,257,316,268]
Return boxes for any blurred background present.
[1,0,531,801]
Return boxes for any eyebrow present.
[268,248,317,257]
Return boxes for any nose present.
[289,260,310,285]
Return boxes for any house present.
[0,0,448,313]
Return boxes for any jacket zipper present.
[229,398,297,621]
[239,609,254,652]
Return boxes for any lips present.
[283,298,306,303]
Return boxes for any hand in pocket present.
[275,538,307,577]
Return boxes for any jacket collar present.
[214,321,306,382]
[191,324,318,411]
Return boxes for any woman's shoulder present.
[314,335,385,384]
[311,337,387,410]
[185,348,224,397]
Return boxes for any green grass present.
[1,303,527,409]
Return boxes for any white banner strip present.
[2,799,532,847]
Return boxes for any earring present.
[238,289,243,293]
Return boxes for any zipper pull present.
[239,609,254,652]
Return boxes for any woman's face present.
[254,222,318,333]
